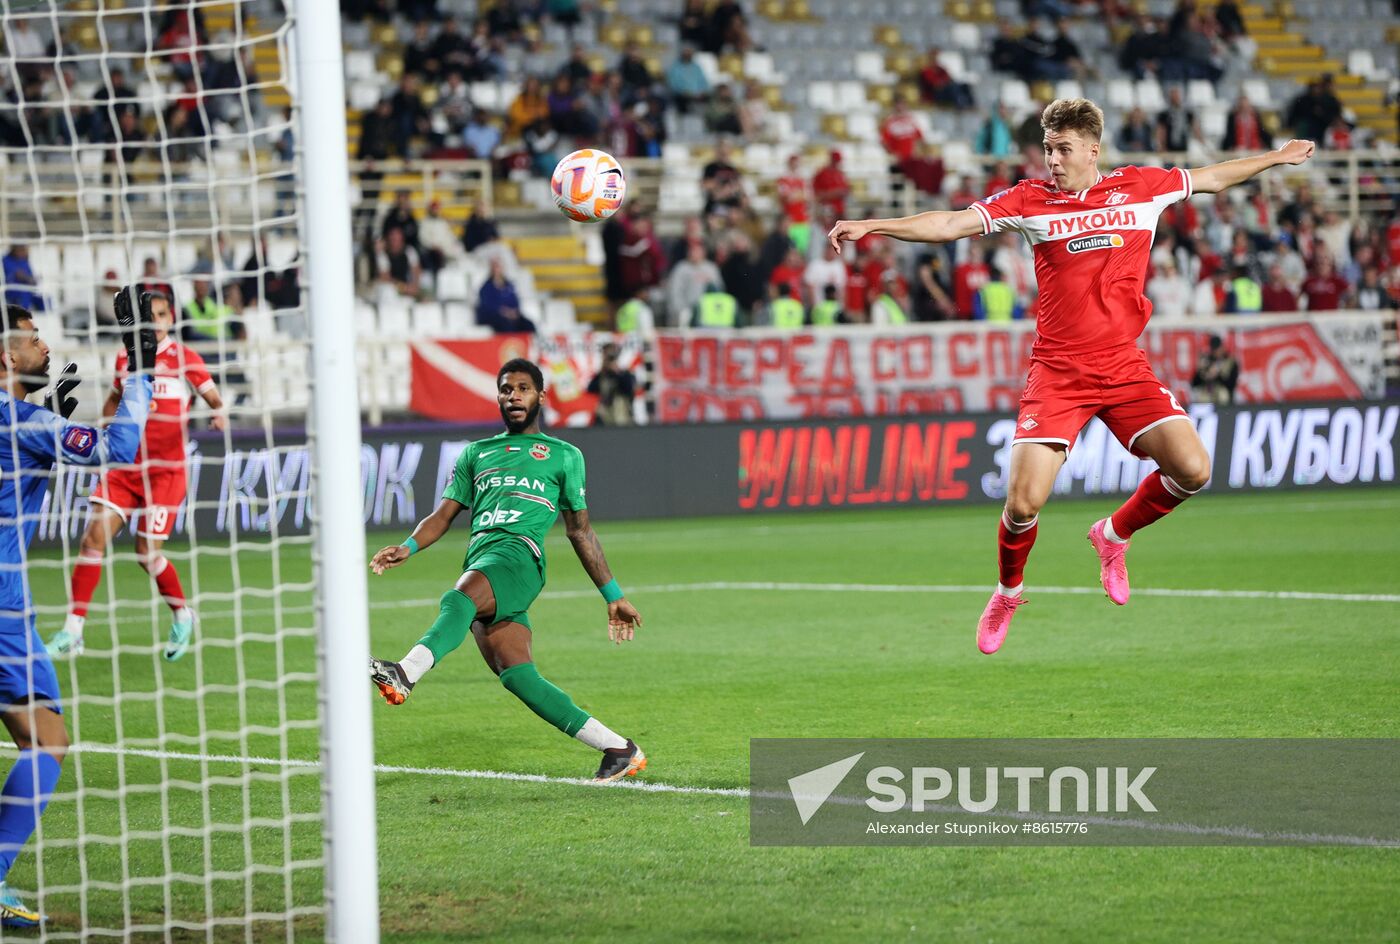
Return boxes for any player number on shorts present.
[1160,386,1183,413]
[147,507,169,533]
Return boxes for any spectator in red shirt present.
[768,247,808,304]
[812,150,850,226]
[1302,255,1351,311]
[1260,264,1299,312]
[952,244,990,319]
[619,215,667,299]
[949,175,980,210]
[843,262,869,317]
[775,154,809,225]
[916,47,974,110]
[879,99,923,166]
[1221,94,1269,151]
[860,239,900,304]
[984,161,1013,198]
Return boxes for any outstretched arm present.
[1191,139,1314,195]
[827,207,985,254]
[562,507,641,644]
[370,497,465,574]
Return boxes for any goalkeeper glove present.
[43,362,81,419]
[115,287,159,376]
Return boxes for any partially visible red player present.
[48,291,226,661]
[828,98,1315,654]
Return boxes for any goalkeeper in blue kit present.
[0,297,156,927]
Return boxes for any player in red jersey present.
[829,98,1314,654]
[48,292,226,660]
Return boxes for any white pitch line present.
[433,581,1400,605]
[57,744,1397,846]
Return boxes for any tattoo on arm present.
[564,509,613,587]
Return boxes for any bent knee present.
[1164,454,1211,493]
[1003,494,1044,524]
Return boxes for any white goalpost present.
[0,0,378,938]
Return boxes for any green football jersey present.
[442,431,588,565]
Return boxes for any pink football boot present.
[976,592,1026,655]
[1087,518,1131,605]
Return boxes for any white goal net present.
[0,0,371,938]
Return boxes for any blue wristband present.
[599,579,624,603]
[402,536,420,556]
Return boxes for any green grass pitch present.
[12,488,1400,941]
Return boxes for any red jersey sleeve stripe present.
[971,201,994,235]
[1179,167,1193,199]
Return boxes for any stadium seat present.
[950,22,981,50]
[94,244,131,279]
[1186,79,1216,108]
[350,80,381,111]
[837,81,872,112]
[355,301,377,337]
[1106,78,1135,110]
[1055,79,1084,102]
[694,52,721,85]
[1241,78,1271,107]
[847,112,879,142]
[744,51,778,82]
[854,51,889,82]
[436,266,470,301]
[1200,104,1228,141]
[29,244,61,291]
[940,51,969,82]
[999,80,1032,110]
[165,240,199,274]
[1347,49,1379,80]
[1134,79,1166,112]
[411,302,445,336]
[808,80,836,112]
[443,302,475,335]
[377,298,410,337]
[344,50,376,81]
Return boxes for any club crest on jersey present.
[1067,234,1125,254]
[1020,416,1039,431]
[63,426,96,457]
[530,443,551,460]
[1105,191,1130,206]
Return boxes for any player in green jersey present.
[368,358,646,782]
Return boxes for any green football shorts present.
[463,536,545,629]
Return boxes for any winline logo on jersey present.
[748,739,1400,847]
[1066,233,1125,253]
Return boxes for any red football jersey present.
[112,337,215,463]
[972,165,1194,355]
[776,174,809,224]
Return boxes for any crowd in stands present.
[2,232,302,343]
[0,6,262,154]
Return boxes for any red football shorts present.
[90,466,188,540]
[1014,345,1189,457]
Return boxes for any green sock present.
[498,663,590,737]
[417,590,477,664]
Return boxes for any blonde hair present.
[1041,98,1105,142]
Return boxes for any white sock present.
[399,644,435,685]
[574,716,628,752]
[64,613,85,638]
[1103,518,1128,544]
[996,583,1023,598]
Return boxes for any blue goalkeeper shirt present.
[0,378,152,624]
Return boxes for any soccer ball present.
[551,148,626,223]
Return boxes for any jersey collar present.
[1074,171,1104,202]
[157,336,174,355]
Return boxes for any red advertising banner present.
[652,315,1388,424]
[410,333,645,426]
